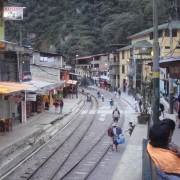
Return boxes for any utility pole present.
[175,0,178,20]
[19,28,23,83]
[153,0,160,124]
[169,16,174,114]
[133,47,136,99]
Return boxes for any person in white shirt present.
[134,98,138,112]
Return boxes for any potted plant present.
[137,77,153,124]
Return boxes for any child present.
[124,122,135,136]
[109,98,114,109]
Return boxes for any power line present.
[36,65,60,76]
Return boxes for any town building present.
[117,21,180,98]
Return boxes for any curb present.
[0,96,86,178]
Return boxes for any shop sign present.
[26,92,36,101]
[8,97,22,101]
[4,7,23,20]
[21,101,26,123]
[170,66,180,78]
[36,89,49,95]
[5,92,25,101]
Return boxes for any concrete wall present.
[0,100,15,118]
[33,52,64,68]
[30,64,61,81]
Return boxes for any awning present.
[147,56,180,68]
[0,82,35,94]
[22,77,65,91]
[66,80,77,85]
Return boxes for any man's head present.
[162,118,175,134]
[149,122,171,148]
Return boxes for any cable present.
[163,41,178,57]
[36,64,60,76]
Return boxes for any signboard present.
[26,92,36,101]
[4,7,23,20]
[170,66,180,78]
[36,89,49,95]
[21,101,26,123]
[8,97,22,101]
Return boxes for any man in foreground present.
[147,120,180,179]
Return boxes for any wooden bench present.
[142,139,158,180]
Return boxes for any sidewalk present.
[0,94,85,178]
[111,90,180,180]
[88,86,180,180]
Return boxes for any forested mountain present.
[4,0,180,63]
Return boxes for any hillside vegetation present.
[5,0,180,63]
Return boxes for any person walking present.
[159,103,165,118]
[53,100,59,114]
[97,91,101,98]
[111,123,119,151]
[45,101,49,110]
[112,107,120,123]
[59,99,64,114]
[75,90,78,98]
[114,91,117,98]
[118,89,121,98]
[109,98,114,109]
[139,99,142,113]
[134,98,138,112]
[101,93,104,102]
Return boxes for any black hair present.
[149,122,171,148]
[161,118,175,132]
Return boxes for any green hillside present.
[4,0,180,63]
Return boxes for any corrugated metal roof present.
[117,40,152,51]
[73,54,107,60]
[147,56,180,67]
[128,21,180,39]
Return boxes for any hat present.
[112,123,118,127]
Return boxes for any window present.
[150,30,163,40]
[165,29,177,37]
[94,64,99,68]
[122,50,125,59]
[150,32,153,40]
[130,49,133,58]
[122,65,125,74]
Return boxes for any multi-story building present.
[74,54,109,88]
[117,21,180,97]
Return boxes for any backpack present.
[108,127,113,137]
[116,127,122,135]
[113,110,120,117]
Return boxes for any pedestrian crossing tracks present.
[81,106,113,121]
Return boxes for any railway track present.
[3,88,130,180]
